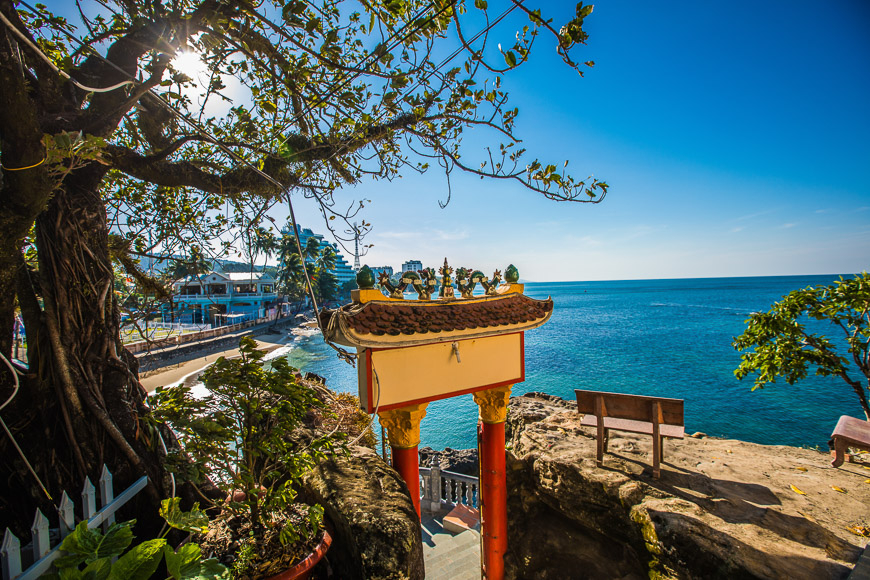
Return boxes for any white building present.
[282,224,356,285]
[369,265,394,278]
[401,260,423,273]
[170,271,278,324]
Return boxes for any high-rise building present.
[281,224,356,285]
[402,260,423,273]
[368,266,393,279]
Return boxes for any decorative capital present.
[473,385,512,424]
[378,403,428,448]
[504,264,519,284]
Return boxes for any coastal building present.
[168,271,279,324]
[402,260,423,273]
[282,224,356,285]
[331,250,355,285]
[369,266,394,278]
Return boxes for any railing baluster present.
[30,510,49,561]
[58,492,74,539]
[81,477,96,520]
[1,529,21,580]
[99,465,115,530]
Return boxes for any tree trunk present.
[0,166,171,536]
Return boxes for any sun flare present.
[172,50,209,81]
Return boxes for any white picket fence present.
[1,466,148,580]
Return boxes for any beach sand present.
[139,332,288,393]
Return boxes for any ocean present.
[281,274,865,451]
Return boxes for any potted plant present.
[47,498,229,580]
[152,337,344,579]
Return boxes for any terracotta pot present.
[265,528,332,580]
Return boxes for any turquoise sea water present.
[284,274,864,451]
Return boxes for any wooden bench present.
[575,389,685,478]
[830,415,870,467]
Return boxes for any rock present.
[504,392,868,580]
[301,446,424,580]
[419,446,479,476]
[690,431,707,438]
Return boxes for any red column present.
[392,445,421,517]
[379,403,427,521]
[479,419,507,580]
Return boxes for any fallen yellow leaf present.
[864,466,870,470]
[865,479,870,484]
[795,466,808,472]
[831,486,847,493]
[790,484,807,495]
[727,450,733,454]
[847,525,870,537]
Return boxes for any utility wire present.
[7,1,521,362]
[0,9,134,93]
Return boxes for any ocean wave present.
[650,302,750,314]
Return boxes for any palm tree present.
[314,247,339,304]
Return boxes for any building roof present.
[175,271,274,285]
[223,272,274,282]
[320,292,553,348]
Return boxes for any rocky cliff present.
[504,392,869,580]
[302,445,425,580]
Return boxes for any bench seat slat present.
[581,415,685,439]
[831,415,870,448]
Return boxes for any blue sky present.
[50,0,870,281]
[290,0,870,281]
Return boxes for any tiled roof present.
[320,292,553,347]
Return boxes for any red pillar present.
[392,445,421,517]
[479,419,507,580]
[379,403,427,520]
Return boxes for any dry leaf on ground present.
[847,525,870,537]
[790,484,807,495]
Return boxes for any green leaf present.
[504,51,517,67]
[198,559,230,579]
[56,522,135,567]
[80,557,112,580]
[106,539,166,580]
[164,539,229,579]
[160,498,210,534]
[474,0,488,8]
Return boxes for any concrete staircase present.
[421,514,481,580]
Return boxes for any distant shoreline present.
[139,332,289,393]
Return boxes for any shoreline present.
[139,332,289,393]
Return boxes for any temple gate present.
[321,260,553,580]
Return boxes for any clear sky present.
[289,0,870,281]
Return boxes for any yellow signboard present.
[357,332,524,413]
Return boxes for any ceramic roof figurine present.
[321,263,553,348]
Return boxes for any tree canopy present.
[733,273,870,420]
[0,0,605,535]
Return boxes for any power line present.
[8,0,526,361]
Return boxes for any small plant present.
[152,337,344,577]
[45,498,227,580]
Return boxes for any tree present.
[314,246,339,304]
[733,273,870,420]
[0,0,605,533]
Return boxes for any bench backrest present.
[575,389,684,426]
